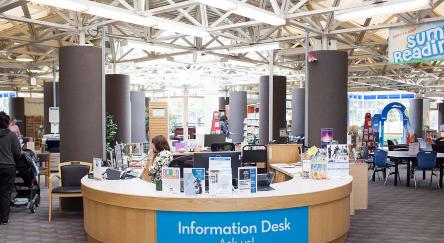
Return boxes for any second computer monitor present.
[204,134,226,147]
[193,151,241,179]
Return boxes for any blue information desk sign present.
[157,207,308,243]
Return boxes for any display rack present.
[25,115,43,149]
[243,105,259,142]
[362,112,375,151]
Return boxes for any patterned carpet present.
[0,167,442,243]
[347,165,444,243]
[0,180,87,243]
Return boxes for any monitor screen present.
[204,134,226,147]
[193,151,241,179]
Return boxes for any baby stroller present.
[13,149,40,213]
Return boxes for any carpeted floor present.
[0,166,443,243]
[347,165,444,243]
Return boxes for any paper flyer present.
[161,167,181,193]
[183,168,205,195]
[238,167,257,193]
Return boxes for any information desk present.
[81,173,352,243]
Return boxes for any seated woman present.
[142,135,173,182]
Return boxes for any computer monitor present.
[114,144,123,169]
[193,151,241,179]
[204,134,226,147]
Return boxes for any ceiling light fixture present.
[335,0,432,22]
[27,0,209,38]
[229,42,282,54]
[28,0,88,11]
[16,54,33,62]
[193,0,285,26]
[126,40,177,53]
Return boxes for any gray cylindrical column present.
[259,75,287,144]
[409,98,424,138]
[106,74,131,143]
[219,97,229,111]
[291,88,305,137]
[259,77,269,145]
[438,103,444,127]
[306,50,348,146]
[229,91,247,143]
[131,91,147,143]
[44,82,59,134]
[8,97,25,133]
[59,46,103,163]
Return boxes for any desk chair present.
[48,161,92,222]
[242,145,267,174]
[37,153,50,188]
[372,149,401,186]
[210,142,235,152]
[414,151,438,188]
[169,155,193,177]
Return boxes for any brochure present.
[327,144,350,179]
[208,157,233,195]
[183,168,205,195]
[93,157,102,178]
[209,157,231,169]
[208,168,232,195]
[310,151,328,180]
[161,167,181,193]
[238,167,257,193]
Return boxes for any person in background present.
[0,112,21,225]
[220,115,230,138]
[141,135,173,182]
[8,117,21,138]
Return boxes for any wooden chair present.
[48,161,92,222]
[37,153,50,188]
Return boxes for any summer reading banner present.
[388,21,444,64]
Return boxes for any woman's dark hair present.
[0,112,10,129]
[152,135,170,152]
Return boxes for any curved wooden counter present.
[82,173,352,243]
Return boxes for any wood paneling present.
[84,198,155,243]
[148,102,168,140]
[349,163,368,211]
[309,196,350,243]
[82,181,351,212]
[267,144,302,164]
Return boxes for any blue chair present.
[372,149,400,185]
[414,151,438,188]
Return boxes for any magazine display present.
[183,168,205,195]
[161,167,181,193]
[327,144,350,179]
[238,167,257,193]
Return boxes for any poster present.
[389,21,444,64]
[320,128,333,148]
